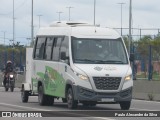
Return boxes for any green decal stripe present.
[35,66,66,98]
[32,78,38,92]
[37,72,45,79]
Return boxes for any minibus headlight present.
[74,71,89,80]
[78,74,88,80]
[125,75,132,81]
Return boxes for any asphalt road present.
[0,87,160,120]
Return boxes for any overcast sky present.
[0,0,160,45]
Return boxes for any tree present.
[136,35,152,77]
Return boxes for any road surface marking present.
[94,117,115,120]
[131,107,159,111]
[133,99,160,103]
[0,102,50,111]
[0,102,115,120]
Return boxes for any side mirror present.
[129,53,134,62]
[60,52,68,60]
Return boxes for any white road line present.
[131,107,159,111]
[133,99,160,103]
[0,102,50,111]
[0,102,115,120]
[94,117,115,120]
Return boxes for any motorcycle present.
[4,72,15,92]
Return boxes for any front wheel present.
[67,88,78,109]
[10,80,15,92]
[82,101,97,107]
[119,101,131,110]
[10,87,14,92]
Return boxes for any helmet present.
[7,60,12,64]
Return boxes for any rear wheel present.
[21,88,29,103]
[5,83,9,92]
[119,101,131,110]
[67,88,78,109]
[5,87,9,92]
[62,98,67,103]
[38,86,54,106]
[46,95,54,106]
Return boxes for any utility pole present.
[57,12,63,22]
[129,0,132,55]
[118,3,125,36]
[66,7,73,21]
[140,28,142,40]
[13,0,15,48]
[94,0,96,25]
[37,15,43,28]
[31,0,34,46]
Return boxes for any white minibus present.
[21,22,134,110]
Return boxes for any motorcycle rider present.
[3,60,14,87]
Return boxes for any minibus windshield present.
[71,37,128,64]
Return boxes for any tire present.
[5,83,9,92]
[89,102,97,107]
[119,101,131,110]
[38,86,54,106]
[21,88,29,103]
[10,87,14,92]
[82,101,97,107]
[82,102,90,107]
[46,95,54,106]
[67,88,78,109]
[62,98,67,103]
[10,80,15,92]
[5,87,9,92]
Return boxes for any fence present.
[132,44,160,81]
[0,49,26,71]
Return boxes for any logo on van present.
[94,66,103,71]
[104,66,116,70]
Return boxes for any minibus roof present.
[36,21,121,39]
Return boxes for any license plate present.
[101,98,114,102]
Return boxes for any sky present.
[0,0,160,46]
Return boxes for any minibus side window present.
[44,37,54,60]
[35,37,46,59]
[60,36,69,58]
[52,37,62,61]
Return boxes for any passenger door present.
[58,36,70,98]
[32,37,46,93]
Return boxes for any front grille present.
[93,77,121,90]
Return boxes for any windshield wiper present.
[75,59,95,62]
[74,59,125,64]
[94,60,125,64]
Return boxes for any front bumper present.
[73,86,132,102]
